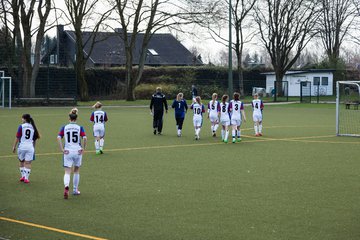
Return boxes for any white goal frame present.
[0,71,12,109]
[336,80,360,137]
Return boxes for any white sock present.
[225,130,229,140]
[20,167,25,178]
[254,125,258,134]
[24,168,31,180]
[211,125,214,132]
[214,124,219,132]
[237,129,241,138]
[197,128,201,136]
[95,140,100,150]
[100,139,104,148]
[259,124,263,133]
[232,129,236,138]
[73,173,80,191]
[221,129,224,139]
[64,173,70,187]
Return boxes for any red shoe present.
[24,179,30,183]
[64,186,69,199]
[255,133,260,137]
[258,133,263,136]
[20,177,25,182]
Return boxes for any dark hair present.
[233,92,240,101]
[69,108,78,121]
[221,94,228,103]
[22,114,40,140]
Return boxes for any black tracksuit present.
[150,92,168,133]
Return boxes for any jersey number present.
[195,108,201,114]
[95,115,104,123]
[211,105,215,110]
[255,103,259,109]
[235,104,239,111]
[222,105,226,112]
[24,129,31,139]
[66,131,79,143]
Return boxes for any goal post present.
[0,71,12,109]
[336,81,360,137]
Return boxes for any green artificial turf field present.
[0,103,359,240]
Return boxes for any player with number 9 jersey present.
[90,101,108,154]
[12,114,40,183]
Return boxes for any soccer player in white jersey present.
[90,102,108,154]
[57,108,87,199]
[230,92,246,143]
[12,114,40,183]
[207,93,220,137]
[190,96,205,140]
[219,94,231,143]
[252,93,264,136]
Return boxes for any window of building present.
[321,77,328,86]
[313,77,320,86]
[148,49,159,56]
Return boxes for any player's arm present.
[149,96,154,114]
[12,125,22,153]
[57,127,68,154]
[80,127,87,154]
[163,96,168,113]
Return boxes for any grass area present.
[0,103,359,240]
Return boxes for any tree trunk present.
[75,32,89,101]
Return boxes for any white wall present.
[266,72,333,96]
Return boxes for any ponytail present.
[211,93,217,107]
[30,117,40,140]
[221,94,228,104]
[69,108,78,121]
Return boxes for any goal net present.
[336,81,360,137]
[0,71,12,109]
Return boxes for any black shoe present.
[158,132,162,135]
[153,129,157,135]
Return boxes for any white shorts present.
[231,119,242,127]
[93,124,105,137]
[193,118,203,127]
[209,114,219,124]
[220,119,230,126]
[18,146,35,161]
[253,114,263,122]
[63,150,83,168]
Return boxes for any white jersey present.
[208,100,220,115]
[230,100,244,120]
[16,123,35,148]
[191,102,205,120]
[252,99,263,116]
[58,123,86,151]
[90,110,108,126]
[220,102,230,122]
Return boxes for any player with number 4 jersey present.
[57,108,87,199]
[252,93,264,136]
[90,102,108,154]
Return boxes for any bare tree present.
[62,0,113,101]
[1,0,51,98]
[254,0,320,95]
[318,0,357,67]
[112,0,218,101]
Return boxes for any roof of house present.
[63,30,202,66]
[262,69,335,75]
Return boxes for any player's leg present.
[157,112,164,134]
[224,123,229,143]
[231,124,237,143]
[22,148,34,183]
[63,154,73,199]
[19,160,25,182]
[72,153,82,195]
[178,117,184,136]
[99,127,105,153]
[258,119,263,136]
[237,125,242,142]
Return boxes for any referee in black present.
[150,87,168,135]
